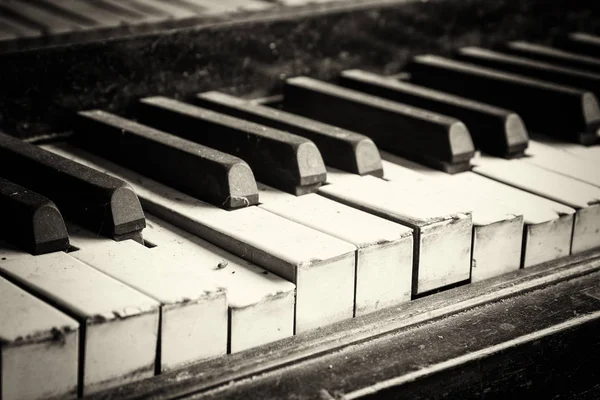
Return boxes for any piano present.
[0,0,599,399]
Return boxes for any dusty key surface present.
[319,170,472,295]
[194,91,383,177]
[283,76,475,173]
[527,133,600,163]
[67,224,228,371]
[44,143,356,334]
[258,184,413,315]
[0,274,79,400]
[386,155,577,267]
[524,140,600,187]
[339,69,529,158]
[73,110,259,209]
[381,153,523,282]
[472,155,600,254]
[0,246,160,396]
[137,96,327,195]
[0,177,69,255]
[142,214,295,353]
[0,132,145,241]
[407,55,600,145]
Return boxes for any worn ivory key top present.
[258,184,414,315]
[44,143,357,334]
[381,153,523,282]
[523,140,600,187]
[319,170,473,295]
[0,245,160,396]
[473,155,600,254]
[0,275,79,400]
[385,154,576,267]
[142,215,295,353]
[67,224,228,371]
[519,134,600,166]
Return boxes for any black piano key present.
[194,91,384,177]
[339,69,528,158]
[282,76,475,174]
[504,41,600,74]
[0,177,69,255]
[0,132,145,242]
[560,32,600,57]
[137,96,326,195]
[455,47,600,97]
[406,55,600,145]
[73,110,259,209]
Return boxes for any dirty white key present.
[142,214,295,353]
[0,245,159,396]
[527,134,600,164]
[258,184,413,315]
[67,224,227,371]
[44,144,356,334]
[472,155,600,254]
[384,154,576,267]
[523,140,600,187]
[0,275,79,400]
[320,169,472,295]
[381,153,523,282]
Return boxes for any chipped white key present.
[0,245,159,396]
[381,153,523,282]
[67,225,227,371]
[142,214,295,353]
[523,140,600,187]
[0,275,79,400]
[472,155,600,254]
[320,169,472,295]
[258,184,413,315]
[44,144,356,334]
[384,154,576,267]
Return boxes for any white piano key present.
[258,184,413,315]
[472,155,600,254]
[0,245,160,396]
[523,140,600,187]
[141,214,295,353]
[67,225,228,371]
[320,169,473,295]
[43,143,356,334]
[0,276,79,400]
[383,154,576,267]
[561,145,600,162]
[381,153,523,282]
[528,134,600,163]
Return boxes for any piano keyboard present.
[1,2,600,398]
